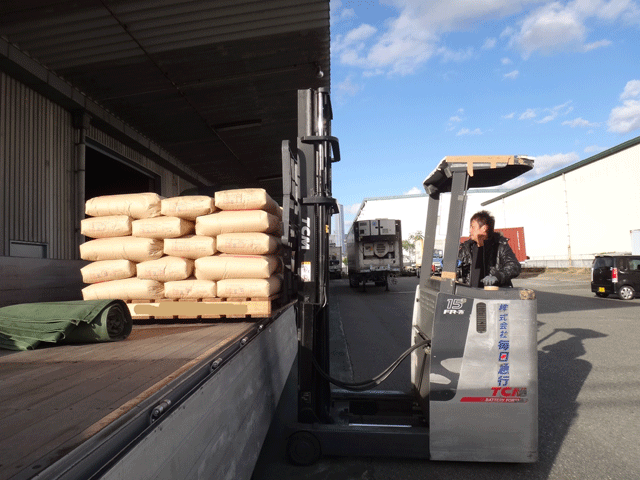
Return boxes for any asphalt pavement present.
[252,270,640,480]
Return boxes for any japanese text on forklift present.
[284,89,538,465]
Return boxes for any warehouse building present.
[484,135,640,267]
[0,1,331,306]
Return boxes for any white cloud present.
[330,1,539,76]
[482,37,497,49]
[404,186,423,195]
[608,80,640,133]
[437,46,475,62]
[535,101,573,124]
[583,39,612,51]
[532,152,580,175]
[608,100,640,133]
[336,75,362,97]
[501,57,513,65]
[456,127,483,136]
[519,108,536,120]
[621,79,640,100]
[505,1,639,59]
[447,109,465,130]
[509,3,585,59]
[584,145,606,154]
[562,117,600,128]
[504,70,519,80]
[503,112,516,119]
[332,0,640,78]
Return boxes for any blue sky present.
[328,0,640,229]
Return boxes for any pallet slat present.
[126,296,280,320]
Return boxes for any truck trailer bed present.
[0,304,297,480]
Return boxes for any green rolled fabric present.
[0,300,132,351]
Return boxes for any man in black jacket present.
[457,210,521,288]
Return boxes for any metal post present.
[73,111,90,258]
[441,169,469,293]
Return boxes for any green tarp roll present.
[0,300,132,351]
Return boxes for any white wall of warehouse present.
[486,140,640,267]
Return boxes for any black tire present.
[349,275,359,288]
[618,285,635,300]
[595,292,609,298]
[286,431,321,466]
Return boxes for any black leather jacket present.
[457,232,521,287]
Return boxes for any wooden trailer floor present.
[0,321,255,480]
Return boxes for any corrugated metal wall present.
[0,71,77,259]
[1,72,195,260]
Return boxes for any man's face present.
[469,220,488,244]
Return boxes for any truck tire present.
[349,275,359,288]
[286,431,321,466]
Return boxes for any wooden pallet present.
[126,295,281,321]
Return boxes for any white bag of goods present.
[132,217,195,239]
[216,233,280,255]
[80,237,164,262]
[81,215,132,238]
[164,235,216,259]
[82,278,164,300]
[85,193,163,219]
[215,188,281,217]
[194,254,279,281]
[195,210,282,237]
[216,275,282,298]
[137,256,194,281]
[164,278,217,299]
[80,259,136,284]
[161,195,216,220]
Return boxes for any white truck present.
[346,219,402,290]
[329,245,342,279]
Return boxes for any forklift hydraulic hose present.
[311,339,431,391]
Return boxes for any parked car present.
[591,254,640,300]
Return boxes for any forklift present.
[282,89,538,465]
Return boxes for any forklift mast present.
[281,88,340,424]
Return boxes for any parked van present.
[591,255,640,300]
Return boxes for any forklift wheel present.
[286,431,321,466]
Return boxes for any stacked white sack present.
[192,189,283,298]
[80,190,283,302]
[158,196,218,299]
[80,193,165,300]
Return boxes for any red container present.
[459,227,527,262]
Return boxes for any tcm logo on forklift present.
[461,387,528,404]
[444,298,466,315]
[301,217,311,250]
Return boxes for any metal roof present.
[0,0,331,198]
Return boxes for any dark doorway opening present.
[85,142,160,201]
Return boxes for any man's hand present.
[481,275,498,286]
